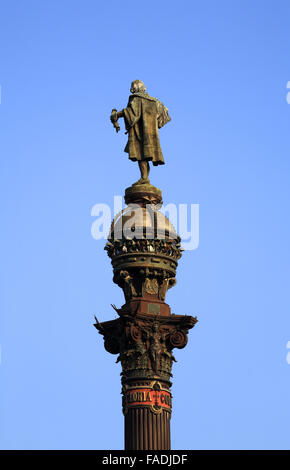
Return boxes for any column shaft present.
[124,407,171,450]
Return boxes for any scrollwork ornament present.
[104,336,120,354]
[169,330,188,349]
[130,324,143,342]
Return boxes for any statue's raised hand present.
[110,109,120,133]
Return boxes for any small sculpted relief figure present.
[110,80,171,185]
[159,276,176,301]
[119,270,138,301]
[137,321,165,373]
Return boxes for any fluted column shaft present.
[124,407,171,450]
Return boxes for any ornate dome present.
[104,182,183,306]
[108,205,178,241]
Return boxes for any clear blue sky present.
[1,0,290,450]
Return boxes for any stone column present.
[95,183,197,450]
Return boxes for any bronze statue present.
[110,80,171,185]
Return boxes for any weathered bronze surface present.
[110,80,171,185]
[95,85,197,449]
[95,306,196,449]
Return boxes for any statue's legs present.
[136,161,150,184]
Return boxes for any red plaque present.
[123,382,172,415]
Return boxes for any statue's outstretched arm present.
[110,109,124,122]
[117,110,124,118]
[110,108,121,133]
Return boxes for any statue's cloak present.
[123,92,170,166]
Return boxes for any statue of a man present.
[110,80,171,185]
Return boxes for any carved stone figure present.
[149,322,164,372]
[113,270,139,301]
[119,270,138,301]
[110,80,171,184]
[143,277,159,296]
[136,321,164,373]
[159,277,176,301]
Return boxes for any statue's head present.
[152,322,159,332]
[130,80,146,93]
[120,270,129,278]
